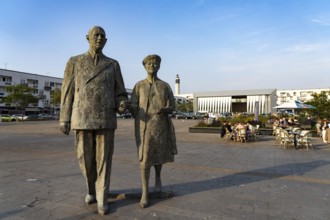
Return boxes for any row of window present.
[1,76,61,88]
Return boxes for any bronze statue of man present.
[59,26,128,215]
[129,54,177,208]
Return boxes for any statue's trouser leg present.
[154,164,162,192]
[140,167,150,207]
[95,129,114,206]
[75,130,114,206]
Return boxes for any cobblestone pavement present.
[0,120,329,220]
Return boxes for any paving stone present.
[0,120,330,219]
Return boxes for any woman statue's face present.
[145,59,160,75]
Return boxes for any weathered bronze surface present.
[59,26,128,215]
[129,54,177,208]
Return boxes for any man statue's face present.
[87,27,107,52]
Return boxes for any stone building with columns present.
[193,89,277,114]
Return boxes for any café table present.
[288,131,300,150]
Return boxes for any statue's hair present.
[87,26,106,36]
[142,54,161,66]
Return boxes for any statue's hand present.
[60,122,71,135]
[118,101,127,114]
[158,108,165,114]
[158,107,172,114]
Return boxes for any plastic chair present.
[238,128,247,143]
[279,130,294,149]
[275,127,282,141]
[297,130,313,150]
[248,126,257,142]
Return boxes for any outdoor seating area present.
[222,122,259,143]
[273,125,313,150]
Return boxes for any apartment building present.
[0,68,63,113]
[276,88,330,105]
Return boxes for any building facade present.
[0,68,63,113]
[276,88,330,105]
[0,69,134,114]
[2,68,329,115]
[193,89,277,114]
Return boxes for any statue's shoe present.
[139,201,149,208]
[139,197,149,208]
[98,203,109,215]
[85,194,96,205]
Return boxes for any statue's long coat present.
[60,52,127,129]
[130,79,177,169]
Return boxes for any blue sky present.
[1,0,330,93]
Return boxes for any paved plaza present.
[0,119,330,220]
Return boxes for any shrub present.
[194,114,266,128]
[194,119,222,127]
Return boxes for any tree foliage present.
[175,101,193,112]
[305,91,330,119]
[177,101,187,112]
[50,88,61,107]
[1,84,39,109]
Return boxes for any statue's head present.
[86,26,107,52]
[142,54,161,75]
[142,54,161,66]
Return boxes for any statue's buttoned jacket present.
[60,52,127,130]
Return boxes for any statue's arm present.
[128,85,139,118]
[114,61,128,114]
[159,83,175,114]
[59,57,75,135]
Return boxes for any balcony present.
[0,81,12,86]
[39,95,46,99]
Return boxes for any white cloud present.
[311,16,330,26]
[285,43,325,52]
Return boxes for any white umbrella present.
[274,100,316,109]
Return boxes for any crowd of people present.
[220,121,259,142]
[271,116,299,129]
[271,116,330,144]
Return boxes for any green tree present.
[186,101,193,112]
[177,101,187,112]
[50,88,61,114]
[2,84,38,109]
[305,91,330,119]
[50,88,61,107]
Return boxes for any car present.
[0,114,18,122]
[25,114,40,121]
[12,114,27,121]
[175,112,192,119]
[117,112,133,119]
[191,112,206,120]
[122,112,133,119]
[38,113,55,120]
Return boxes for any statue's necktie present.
[94,54,99,65]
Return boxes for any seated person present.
[235,122,246,142]
[288,117,295,126]
[221,121,232,138]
